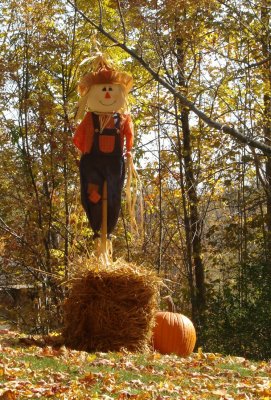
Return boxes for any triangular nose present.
[105,92,111,99]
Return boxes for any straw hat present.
[75,54,133,121]
[78,54,133,96]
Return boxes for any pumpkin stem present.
[163,295,176,313]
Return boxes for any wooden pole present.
[101,180,108,255]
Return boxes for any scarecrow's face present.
[86,83,125,112]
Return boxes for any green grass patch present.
[0,333,270,399]
[218,362,254,377]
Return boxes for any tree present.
[0,0,81,331]
[67,0,271,156]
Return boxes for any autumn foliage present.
[0,330,271,399]
[0,0,271,361]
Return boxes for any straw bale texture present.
[62,260,161,353]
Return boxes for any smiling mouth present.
[99,100,117,106]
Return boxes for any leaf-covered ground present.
[0,330,270,399]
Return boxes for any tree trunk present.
[181,108,206,316]
[176,34,206,320]
[174,98,196,317]
[261,0,271,270]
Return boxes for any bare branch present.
[98,0,103,28]
[246,56,271,69]
[116,0,126,43]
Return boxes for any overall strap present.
[92,113,100,131]
[113,113,121,132]
[92,113,120,133]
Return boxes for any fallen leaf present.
[212,389,228,396]
[87,354,97,363]
[0,390,17,400]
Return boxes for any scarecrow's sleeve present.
[73,112,93,153]
[123,114,134,154]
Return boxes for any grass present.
[219,362,257,377]
[0,331,270,399]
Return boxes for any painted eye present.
[108,87,113,91]
[102,87,106,91]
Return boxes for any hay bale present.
[62,260,161,353]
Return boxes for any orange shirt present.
[73,112,134,154]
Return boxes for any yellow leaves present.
[212,389,228,397]
[87,354,97,363]
[197,346,203,358]
[0,330,271,399]
[197,347,221,361]
[89,392,100,399]
[150,352,162,360]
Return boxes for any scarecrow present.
[63,56,164,355]
[73,55,134,244]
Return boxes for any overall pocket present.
[99,135,115,153]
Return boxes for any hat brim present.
[78,68,133,97]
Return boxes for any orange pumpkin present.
[152,311,196,357]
